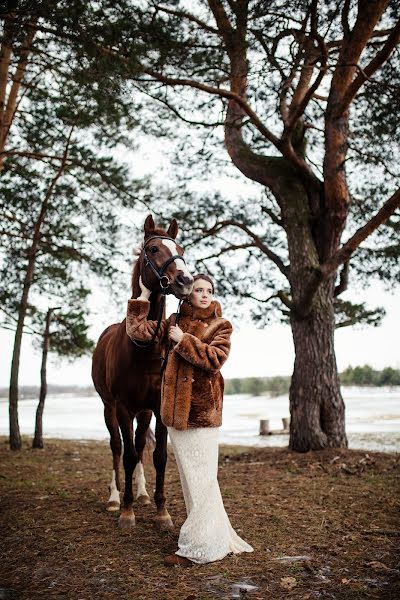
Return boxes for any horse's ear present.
[144,214,155,235]
[167,218,179,239]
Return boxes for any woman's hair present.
[193,273,215,294]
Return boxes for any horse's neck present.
[132,267,165,320]
[148,292,165,320]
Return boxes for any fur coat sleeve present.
[126,299,169,343]
[173,320,232,373]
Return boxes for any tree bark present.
[32,309,52,449]
[0,18,37,171]
[289,278,347,451]
[9,250,37,450]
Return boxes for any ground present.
[0,437,399,599]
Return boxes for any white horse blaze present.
[134,461,150,500]
[108,470,120,506]
[161,239,192,281]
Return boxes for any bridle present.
[140,235,187,294]
[132,235,186,349]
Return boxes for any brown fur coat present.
[126,298,232,430]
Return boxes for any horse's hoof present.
[137,494,151,506]
[155,514,174,531]
[107,501,120,512]
[119,512,136,529]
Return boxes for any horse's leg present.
[153,412,174,530]
[117,403,138,529]
[134,410,152,506]
[104,403,122,511]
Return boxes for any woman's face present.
[189,278,213,309]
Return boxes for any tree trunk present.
[279,178,347,452]
[9,266,34,450]
[289,279,347,451]
[33,309,52,449]
[8,128,72,450]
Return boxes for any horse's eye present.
[150,246,158,254]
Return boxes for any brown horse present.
[92,215,194,529]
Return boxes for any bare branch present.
[143,68,281,149]
[131,83,224,127]
[204,219,290,278]
[285,35,328,131]
[261,205,283,226]
[153,4,219,34]
[277,290,294,310]
[200,242,256,260]
[1,150,69,162]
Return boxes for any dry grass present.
[0,437,399,599]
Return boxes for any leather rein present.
[131,235,185,349]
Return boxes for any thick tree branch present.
[329,0,390,118]
[285,35,328,132]
[296,188,399,317]
[208,0,234,39]
[0,17,14,126]
[322,188,400,276]
[340,18,400,111]
[334,261,349,297]
[0,21,37,171]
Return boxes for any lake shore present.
[1,387,399,453]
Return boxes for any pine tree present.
[0,1,147,449]
[88,0,399,451]
[32,303,94,449]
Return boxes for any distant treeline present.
[225,376,290,397]
[225,365,400,396]
[0,385,96,400]
[339,365,400,386]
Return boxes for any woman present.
[126,273,253,566]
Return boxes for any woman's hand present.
[169,325,184,343]
[137,275,151,301]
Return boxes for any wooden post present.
[259,419,270,435]
[282,417,290,431]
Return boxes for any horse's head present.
[135,215,194,299]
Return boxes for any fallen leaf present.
[366,561,391,571]
[280,576,297,590]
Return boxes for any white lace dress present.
[167,426,254,564]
